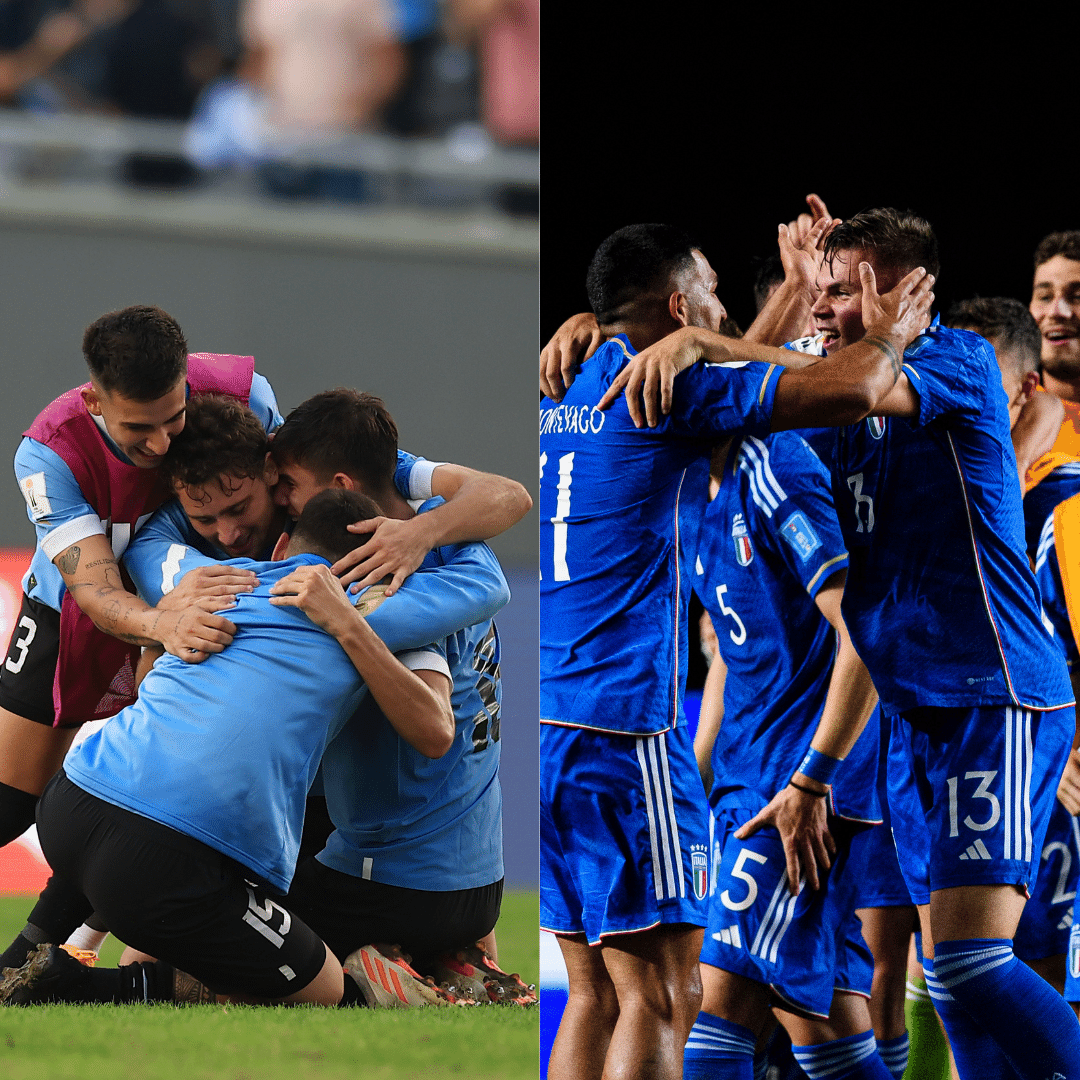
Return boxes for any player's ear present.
[1018,370,1040,406]
[271,531,291,561]
[669,290,691,328]
[81,385,102,416]
[332,472,357,491]
[262,452,278,486]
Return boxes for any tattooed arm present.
[54,533,237,663]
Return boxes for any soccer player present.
[0,487,510,1007]
[610,210,1080,1079]
[264,389,527,995]
[539,223,932,1080]
[687,424,898,1079]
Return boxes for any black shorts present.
[287,855,503,966]
[37,771,328,999]
[0,593,61,726]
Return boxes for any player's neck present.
[1041,369,1080,404]
[601,319,675,353]
[379,488,414,520]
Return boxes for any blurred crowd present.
[0,0,538,206]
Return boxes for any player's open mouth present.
[1045,328,1078,344]
[820,331,839,349]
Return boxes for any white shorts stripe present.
[751,875,789,957]
[1004,708,1013,861]
[656,734,686,898]
[646,737,678,899]
[636,738,664,902]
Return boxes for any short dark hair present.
[586,224,699,325]
[823,208,940,282]
[290,488,381,563]
[1034,231,1080,270]
[945,297,1041,378]
[751,253,785,313]
[271,389,397,494]
[82,305,188,401]
[159,395,268,493]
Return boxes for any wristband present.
[797,747,843,785]
[789,780,828,798]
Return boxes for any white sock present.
[65,924,108,953]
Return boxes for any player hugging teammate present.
[541,208,1080,1080]
[0,305,535,1009]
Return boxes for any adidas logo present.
[711,926,742,948]
[959,840,992,861]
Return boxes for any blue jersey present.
[15,372,281,612]
[64,549,499,893]
[832,323,1073,715]
[315,496,505,890]
[696,430,878,822]
[539,334,780,735]
[1025,461,1080,563]
[122,449,429,582]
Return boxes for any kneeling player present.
[0,489,509,1006]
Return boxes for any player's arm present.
[267,563,455,757]
[735,569,879,892]
[693,643,727,791]
[53,533,237,663]
[333,464,532,596]
[540,312,606,401]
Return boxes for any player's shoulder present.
[905,321,992,367]
[735,429,829,493]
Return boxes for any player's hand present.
[268,562,362,638]
[541,312,603,401]
[155,564,258,614]
[1058,749,1080,815]
[597,326,724,428]
[331,516,428,596]
[786,193,833,248]
[778,201,838,291]
[156,608,237,664]
[734,781,835,893]
[861,264,935,351]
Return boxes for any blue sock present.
[933,938,1080,1080]
[874,1033,908,1080]
[683,1012,755,1080]
[791,1031,892,1079]
[923,954,1017,1079]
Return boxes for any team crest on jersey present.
[20,471,51,519]
[779,511,822,562]
[1070,923,1080,980]
[867,416,886,439]
[732,514,753,566]
[690,845,709,900]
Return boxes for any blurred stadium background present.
[0,0,538,899]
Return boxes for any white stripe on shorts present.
[635,733,685,901]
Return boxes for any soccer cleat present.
[60,945,98,967]
[343,944,451,1008]
[429,943,538,1006]
[0,943,91,1005]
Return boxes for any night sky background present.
[541,23,1073,687]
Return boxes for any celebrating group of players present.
[0,304,535,1008]
[539,200,1080,1079]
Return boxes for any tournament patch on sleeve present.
[19,471,52,519]
[779,510,822,563]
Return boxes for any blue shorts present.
[540,723,710,944]
[700,807,873,1018]
[887,705,1073,904]
[850,821,912,909]
[1015,798,1079,962]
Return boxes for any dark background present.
[541,26,1074,689]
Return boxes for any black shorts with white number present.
[0,593,61,726]
[37,771,328,999]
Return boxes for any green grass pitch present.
[0,889,539,1080]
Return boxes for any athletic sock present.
[683,1012,755,1079]
[904,974,950,1080]
[65,922,108,953]
[873,1033,908,1080]
[74,961,174,1003]
[791,1031,892,1079]
[932,938,1080,1080]
[0,781,38,848]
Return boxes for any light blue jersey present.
[71,540,509,893]
[15,372,281,612]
